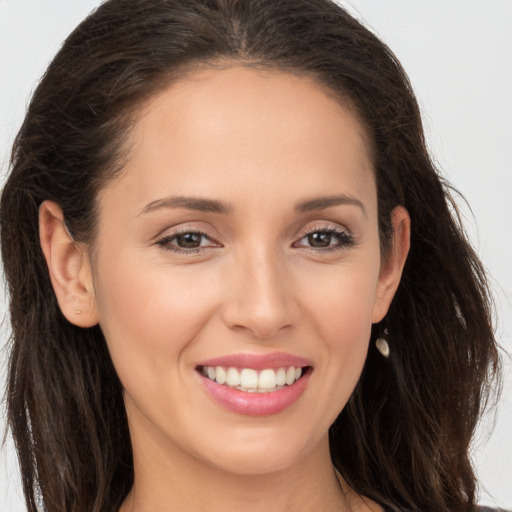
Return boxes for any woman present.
[0,0,502,511]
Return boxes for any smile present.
[196,353,312,416]
[199,365,304,392]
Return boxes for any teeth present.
[258,369,276,389]
[215,366,226,385]
[202,365,305,392]
[285,366,296,385]
[276,367,286,386]
[240,368,258,388]
[226,367,241,387]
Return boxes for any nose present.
[220,246,298,340]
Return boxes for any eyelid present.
[296,222,352,238]
[152,219,222,243]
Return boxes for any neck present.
[119,402,382,512]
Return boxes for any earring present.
[375,328,390,358]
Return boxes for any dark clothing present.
[381,506,509,512]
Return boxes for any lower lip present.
[199,369,311,416]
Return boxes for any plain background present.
[0,1,510,510]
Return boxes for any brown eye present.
[175,232,203,248]
[156,230,217,253]
[307,232,332,247]
[293,227,354,252]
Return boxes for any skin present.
[40,65,410,512]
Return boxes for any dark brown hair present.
[0,1,500,511]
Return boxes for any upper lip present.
[197,352,312,370]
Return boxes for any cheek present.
[317,283,374,377]
[297,257,379,399]
[300,256,379,340]
[92,250,220,384]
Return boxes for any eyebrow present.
[140,195,232,215]
[295,194,366,217]
[140,193,366,216]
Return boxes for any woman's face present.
[83,66,406,475]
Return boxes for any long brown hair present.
[0,1,500,511]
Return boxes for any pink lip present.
[198,368,311,416]
[196,352,313,416]
[197,352,312,370]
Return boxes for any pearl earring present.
[375,328,390,358]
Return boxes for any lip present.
[196,352,313,416]
[197,352,312,370]
[198,368,311,416]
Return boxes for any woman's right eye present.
[155,231,218,253]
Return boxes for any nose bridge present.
[222,241,295,339]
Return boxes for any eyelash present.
[155,228,215,254]
[155,226,354,254]
[293,226,354,252]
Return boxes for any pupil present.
[308,232,331,247]
[177,233,201,248]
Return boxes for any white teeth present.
[285,366,296,385]
[276,367,286,386]
[201,365,305,392]
[240,368,258,388]
[258,369,276,389]
[215,366,226,385]
[226,367,241,387]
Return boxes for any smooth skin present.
[40,65,410,512]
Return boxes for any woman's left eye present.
[293,228,354,251]
[155,231,217,252]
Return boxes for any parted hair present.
[0,1,500,511]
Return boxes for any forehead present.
[99,65,375,216]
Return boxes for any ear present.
[39,200,98,327]
[371,206,411,323]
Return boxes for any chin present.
[193,425,326,476]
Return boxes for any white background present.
[0,1,511,510]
